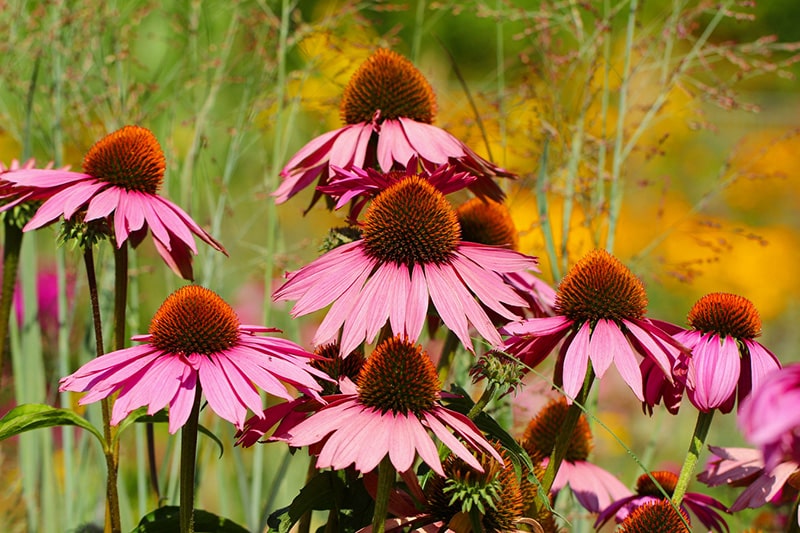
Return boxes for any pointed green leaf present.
[0,403,105,445]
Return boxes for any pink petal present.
[376,120,415,171]
[168,366,198,434]
[404,264,429,342]
[424,263,473,352]
[424,413,484,472]
[562,321,591,400]
[387,412,417,473]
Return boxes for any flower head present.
[675,292,780,413]
[282,336,502,476]
[502,249,687,401]
[521,398,631,513]
[425,442,525,531]
[616,500,691,533]
[595,471,730,532]
[0,126,226,280]
[274,174,536,355]
[739,364,800,470]
[275,48,514,208]
[59,285,326,433]
[698,445,800,520]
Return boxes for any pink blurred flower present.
[698,445,799,521]
[595,471,730,532]
[275,49,513,209]
[274,174,535,355]
[281,336,502,476]
[675,293,780,413]
[739,364,800,470]
[521,398,631,514]
[59,285,326,433]
[501,250,688,402]
[0,126,226,280]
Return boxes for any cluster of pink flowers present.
[3,46,795,532]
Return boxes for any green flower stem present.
[297,458,317,533]
[0,220,23,376]
[538,365,595,506]
[371,456,395,533]
[671,409,714,505]
[467,385,495,420]
[180,384,203,533]
[83,245,121,533]
[436,330,460,385]
[113,241,128,352]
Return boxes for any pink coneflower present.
[501,249,687,401]
[275,48,514,208]
[698,445,800,523]
[521,398,631,514]
[674,293,780,413]
[274,174,536,355]
[739,364,800,470]
[595,471,730,532]
[282,336,502,476]
[59,285,327,433]
[0,126,226,280]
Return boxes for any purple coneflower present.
[502,249,687,402]
[595,471,729,532]
[0,126,226,280]
[698,445,800,523]
[274,174,536,355]
[674,293,780,413]
[521,398,631,514]
[739,364,800,470]
[282,336,502,476]
[59,285,327,433]
[275,48,513,208]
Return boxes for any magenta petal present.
[195,356,246,427]
[744,340,781,395]
[168,366,198,434]
[692,335,740,410]
[386,262,411,336]
[377,120,416,171]
[387,412,417,473]
[561,322,591,400]
[425,263,472,352]
[501,315,572,336]
[404,264,429,342]
[424,413,484,473]
[730,461,798,511]
[588,319,616,377]
[408,415,444,476]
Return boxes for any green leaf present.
[131,412,225,458]
[267,470,346,533]
[131,506,248,533]
[0,403,105,445]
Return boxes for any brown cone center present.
[149,285,240,355]
[340,48,437,125]
[687,292,761,339]
[82,125,165,194]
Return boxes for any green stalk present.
[467,385,495,420]
[538,365,595,502]
[436,330,461,386]
[180,385,204,533]
[371,456,395,533]
[0,221,23,375]
[671,410,714,505]
[788,497,800,533]
[84,245,122,533]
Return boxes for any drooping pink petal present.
[377,120,416,171]
[404,263,429,342]
[451,253,525,320]
[457,242,537,273]
[501,315,573,337]
[561,321,592,400]
[424,412,484,473]
[424,263,473,352]
[690,334,740,411]
[730,461,798,511]
[387,412,417,473]
[167,364,198,434]
[587,319,617,377]
[195,355,246,427]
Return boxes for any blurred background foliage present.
[0,0,799,531]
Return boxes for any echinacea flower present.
[674,293,780,413]
[0,126,226,280]
[521,398,631,514]
[615,500,691,533]
[698,445,800,522]
[274,174,536,355]
[595,471,730,532]
[739,364,800,469]
[59,285,327,433]
[275,48,514,208]
[282,336,502,476]
[423,442,526,532]
[501,249,688,401]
